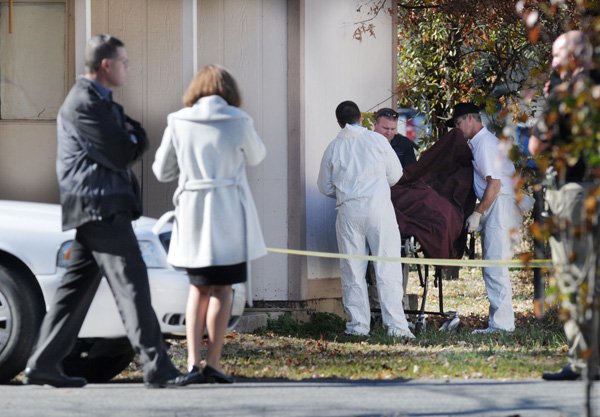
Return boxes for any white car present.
[0,200,246,383]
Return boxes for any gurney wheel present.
[415,316,426,333]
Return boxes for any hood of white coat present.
[337,124,368,139]
[169,95,249,122]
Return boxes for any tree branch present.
[354,0,388,25]
[398,2,440,10]
[355,0,440,26]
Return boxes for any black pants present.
[26,213,177,382]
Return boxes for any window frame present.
[0,0,74,123]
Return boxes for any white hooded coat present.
[152,95,267,269]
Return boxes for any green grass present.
[127,266,567,381]
[216,307,564,380]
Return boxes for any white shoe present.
[471,326,513,335]
[388,327,415,339]
[439,316,460,332]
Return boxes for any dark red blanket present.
[391,129,476,259]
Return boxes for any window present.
[0,0,68,120]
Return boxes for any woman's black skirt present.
[186,262,247,286]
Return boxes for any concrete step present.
[234,294,419,334]
[234,310,285,333]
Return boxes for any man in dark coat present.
[373,108,418,168]
[24,34,181,388]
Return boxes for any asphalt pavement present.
[1,378,598,417]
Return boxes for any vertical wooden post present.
[8,0,14,33]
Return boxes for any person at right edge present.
[153,65,267,385]
[529,30,600,382]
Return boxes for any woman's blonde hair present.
[183,64,241,107]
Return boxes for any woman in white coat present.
[153,65,267,384]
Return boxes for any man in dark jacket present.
[373,108,418,168]
[24,34,181,388]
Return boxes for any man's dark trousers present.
[26,213,176,382]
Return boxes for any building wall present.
[0,0,396,303]
[0,123,58,202]
[90,0,289,300]
[301,0,395,298]
[0,0,74,203]
[195,0,289,300]
[89,0,184,221]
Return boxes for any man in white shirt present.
[449,102,521,334]
[317,100,414,339]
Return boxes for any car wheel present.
[0,265,45,383]
[62,338,135,383]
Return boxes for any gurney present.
[368,234,464,333]
[379,128,476,333]
[397,234,475,333]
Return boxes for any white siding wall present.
[0,0,394,302]
[303,0,394,280]
[87,0,289,301]
[0,123,58,202]
[197,0,288,300]
[89,0,185,218]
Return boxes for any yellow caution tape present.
[266,247,553,269]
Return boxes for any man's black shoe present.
[23,368,87,388]
[145,370,183,389]
[542,365,581,381]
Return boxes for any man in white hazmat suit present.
[448,102,521,334]
[317,100,414,339]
